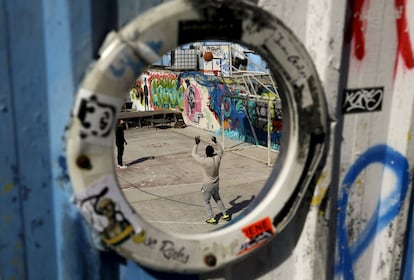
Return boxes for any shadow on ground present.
[126,156,155,166]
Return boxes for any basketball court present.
[115,125,279,235]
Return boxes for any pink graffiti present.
[394,0,414,75]
[184,81,202,122]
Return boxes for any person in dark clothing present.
[192,136,231,224]
[143,77,149,111]
[116,119,127,169]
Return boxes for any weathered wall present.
[256,0,414,279]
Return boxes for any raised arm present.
[191,136,202,162]
[211,136,223,158]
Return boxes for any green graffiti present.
[148,74,185,110]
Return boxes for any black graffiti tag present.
[272,32,307,79]
[287,55,307,78]
[159,240,189,264]
[342,87,384,114]
[144,237,158,249]
[273,32,288,56]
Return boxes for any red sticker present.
[242,217,274,239]
[237,217,274,256]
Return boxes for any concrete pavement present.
[115,125,279,234]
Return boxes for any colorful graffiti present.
[130,72,185,111]
[129,71,282,149]
[149,73,184,110]
[183,79,202,122]
[335,145,409,280]
[177,71,282,148]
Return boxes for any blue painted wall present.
[0,0,192,279]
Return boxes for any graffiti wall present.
[332,1,414,279]
[253,1,414,280]
[129,70,282,149]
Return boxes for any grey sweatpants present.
[201,182,226,218]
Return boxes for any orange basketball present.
[204,51,213,61]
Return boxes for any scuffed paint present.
[57,155,70,185]
[4,214,12,223]
[311,172,328,206]
[2,183,13,193]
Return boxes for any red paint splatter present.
[351,0,369,60]
[394,0,414,76]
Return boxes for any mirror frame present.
[66,0,330,273]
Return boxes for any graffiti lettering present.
[273,32,289,56]
[159,240,189,264]
[335,145,409,280]
[144,236,158,249]
[287,55,307,78]
[272,32,307,78]
[242,217,274,240]
[342,87,384,114]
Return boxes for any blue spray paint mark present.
[147,40,163,53]
[336,145,409,279]
[57,155,70,184]
[112,40,161,78]
[109,48,149,78]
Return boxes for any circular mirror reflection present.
[114,41,283,234]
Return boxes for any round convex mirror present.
[66,0,329,273]
[115,41,283,235]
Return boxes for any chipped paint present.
[311,172,328,206]
[2,183,13,194]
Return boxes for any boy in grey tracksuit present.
[192,136,231,224]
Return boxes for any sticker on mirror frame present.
[72,88,123,145]
[236,217,275,256]
[73,174,145,246]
